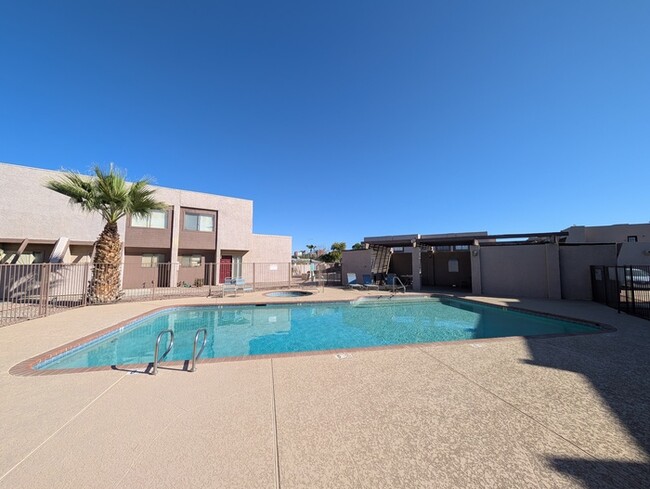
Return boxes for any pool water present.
[265,291,313,297]
[37,297,598,370]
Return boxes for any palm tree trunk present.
[88,222,123,303]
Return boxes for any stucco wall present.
[151,187,253,252]
[566,224,650,243]
[0,162,113,242]
[341,249,373,285]
[559,244,618,300]
[617,242,650,266]
[245,234,292,264]
[479,244,560,299]
[125,208,173,249]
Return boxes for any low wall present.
[559,244,618,300]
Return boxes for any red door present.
[219,256,232,283]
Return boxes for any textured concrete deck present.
[1,288,649,488]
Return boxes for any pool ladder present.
[152,328,208,375]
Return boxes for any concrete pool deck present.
[1,288,649,488]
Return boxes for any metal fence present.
[1,261,337,327]
[591,265,650,320]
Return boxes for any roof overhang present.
[363,234,420,248]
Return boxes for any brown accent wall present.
[177,250,216,286]
[432,251,471,288]
[122,250,170,289]
[178,207,218,251]
[389,252,413,276]
[124,209,173,249]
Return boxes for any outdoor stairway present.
[370,245,392,275]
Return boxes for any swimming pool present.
[36,297,599,370]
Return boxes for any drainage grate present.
[335,353,352,359]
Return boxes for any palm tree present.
[306,244,316,259]
[46,165,166,303]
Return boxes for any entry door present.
[219,256,232,283]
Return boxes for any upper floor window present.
[184,213,214,232]
[627,236,638,242]
[131,210,167,229]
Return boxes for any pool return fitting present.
[152,328,207,375]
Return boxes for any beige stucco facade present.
[0,162,291,281]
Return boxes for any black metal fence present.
[1,261,334,327]
[591,265,650,320]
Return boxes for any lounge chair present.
[362,274,379,290]
[346,273,364,290]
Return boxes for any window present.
[627,236,638,242]
[435,245,451,252]
[15,251,44,265]
[180,255,202,267]
[454,245,469,251]
[448,258,459,273]
[131,210,167,229]
[184,213,214,232]
[141,254,165,268]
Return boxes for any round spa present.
[264,290,313,298]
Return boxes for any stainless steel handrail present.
[153,329,174,375]
[391,276,407,293]
[190,328,208,372]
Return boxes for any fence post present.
[38,263,51,317]
[82,262,90,306]
[287,262,291,288]
[253,263,256,290]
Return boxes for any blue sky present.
[1,1,649,252]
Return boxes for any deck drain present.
[335,353,352,360]
[469,343,484,348]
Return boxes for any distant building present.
[342,224,650,301]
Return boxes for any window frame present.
[131,210,168,229]
[180,255,203,268]
[184,212,214,232]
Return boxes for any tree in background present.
[320,242,346,263]
[306,244,317,259]
[46,165,166,303]
[352,243,365,250]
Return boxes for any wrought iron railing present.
[0,261,310,327]
[591,265,650,320]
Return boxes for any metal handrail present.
[190,328,208,372]
[152,329,174,375]
[391,276,407,293]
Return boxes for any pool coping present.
[9,295,616,377]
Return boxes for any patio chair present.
[223,277,238,296]
[362,274,379,290]
[346,273,364,290]
[234,278,254,293]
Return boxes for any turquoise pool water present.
[37,297,598,370]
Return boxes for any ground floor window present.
[141,254,166,268]
[180,255,202,267]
